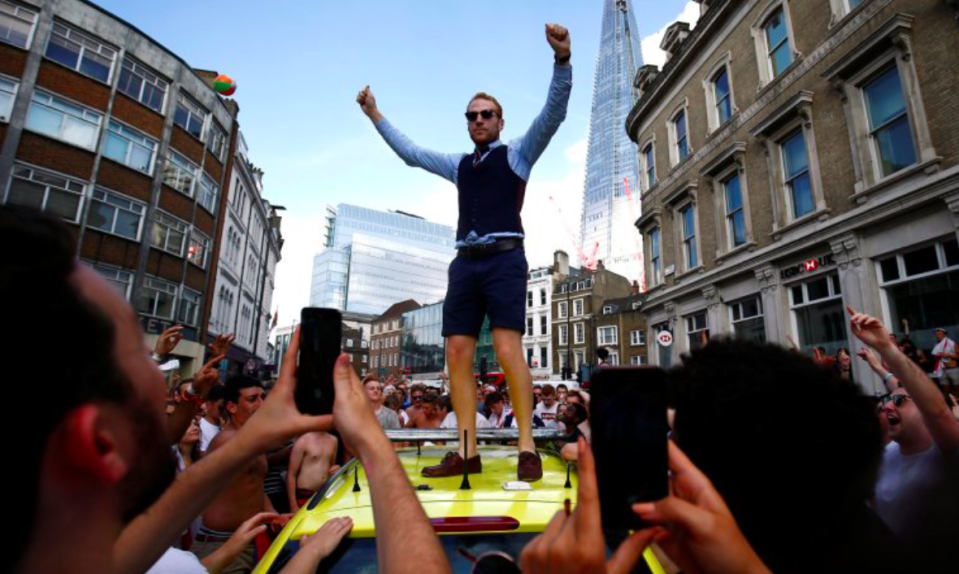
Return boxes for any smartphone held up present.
[589,366,669,531]
[296,307,342,415]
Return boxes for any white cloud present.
[641,1,702,69]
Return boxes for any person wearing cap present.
[932,327,959,393]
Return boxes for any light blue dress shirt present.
[375,64,572,247]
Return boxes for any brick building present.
[594,293,649,366]
[551,261,634,379]
[523,250,577,379]
[629,0,959,390]
[0,0,279,375]
[370,299,420,379]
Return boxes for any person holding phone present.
[357,24,572,482]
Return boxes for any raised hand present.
[155,324,184,356]
[208,333,235,358]
[356,86,382,122]
[545,23,571,60]
[194,354,225,397]
[847,306,895,352]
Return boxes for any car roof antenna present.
[353,466,362,493]
[459,430,472,490]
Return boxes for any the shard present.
[579,0,644,284]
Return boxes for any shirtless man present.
[406,393,444,429]
[404,383,428,422]
[287,432,339,513]
[193,375,273,574]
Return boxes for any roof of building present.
[375,299,422,323]
[600,294,646,314]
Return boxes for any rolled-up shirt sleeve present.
[375,119,463,184]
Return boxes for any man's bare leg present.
[447,335,479,458]
[492,328,534,453]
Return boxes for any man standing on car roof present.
[357,24,572,481]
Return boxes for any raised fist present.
[545,23,571,60]
[356,86,379,119]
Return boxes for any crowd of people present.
[9,203,957,574]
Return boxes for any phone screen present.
[589,366,668,531]
[297,307,342,415]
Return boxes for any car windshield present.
[264,532,656,574]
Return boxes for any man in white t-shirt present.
[198,385,225,456]
[850,307,959,572]
[932,327,959,391]
[533,384,560,428]
[485,392,508,429]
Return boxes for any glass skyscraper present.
[310,204,455,315]
[579,0,645,284]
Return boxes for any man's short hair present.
[596,348,610,361]
[420,392,438,405]
[485,391,505,407]
[557,383,568,392]
[669,339,883,573]
[410,383,428,396]
[224,375,264,405]
[363,377,380,388]
[435,395,451,412]
[540,384,556,397]
[206,384,226,403]
[5,206,136,564]
[469,92,503,117]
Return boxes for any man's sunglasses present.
[877,394,911,411]
[465,110,497,122]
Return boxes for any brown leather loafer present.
[517,451,543,482]
[421,451,482,478]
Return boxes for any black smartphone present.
[297,307,342,415]
[589,366,669,531]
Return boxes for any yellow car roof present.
[294,446,577,538]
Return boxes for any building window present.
[207,121,228,161]
[187,231,211,269]
[641,140,656,190]
[723,172,747,248]
[630,330,645,346]
[574,322,585,344]
[540,347,548,369]
[162,150,197,196]
[597,326,618,346]
[558,301,568,319]
[630,355,648,366]
[526,317,534,337]
[152,211,188,256]
[877,239,959,355]
[138,277,178,320]
[603,305,613,315]
[102,120,158,174]
[558,324,568,345]
[90,263,133,299]
[764,8,792,79]
[705,63,734,130]
[527,291,533,308]
[862,64,916,178]
[45,22,116,83]
[685,312,709,351]
[681,204,698,270]
[730,296,766,342]
[87,188,145,240]
[790,273,845,356]
[198,173,219,213]
[781,130,814,220]
[669,107,690,165]
[25,90,102,150]
[573,299,584,316]
[540,288,547,306]
[7,164,85,222]
[117,58,167,114]
[177,288,201,326]
[174,93,206,140]
[0,0,37,49]
[540,315,547,335]
[0,76,17,122]
[649,227,662,285]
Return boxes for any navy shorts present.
[442,247,528,338]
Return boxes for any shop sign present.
[657,330,674,347]
[780,253,835,280]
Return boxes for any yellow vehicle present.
[253,443,665,574]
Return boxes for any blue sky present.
[95,0,700,317]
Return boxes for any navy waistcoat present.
[456,145,527,242]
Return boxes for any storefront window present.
[878,239,959,360]
[730,296,766,342]
[685,312,709,351]
[791,272,846,356]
